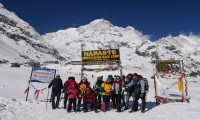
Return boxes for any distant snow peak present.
[0,3,4,8]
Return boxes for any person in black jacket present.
[48,74,63,109]
[124,73,134,110]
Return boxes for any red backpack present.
[63,79,77,94]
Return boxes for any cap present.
[56,74,60,77]
[127,73,132,77]
[68,76,75,80]
[81,76,87,80]
[132,73,138,77]
[106,78,110,82]
[138,75,143,79]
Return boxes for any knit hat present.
[81,76,87,80]
[56,74,60,77]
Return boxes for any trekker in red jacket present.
[62,76,77,109]
[67,84,77,112]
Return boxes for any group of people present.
[48,73,148,113]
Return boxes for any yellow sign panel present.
[82,49,120,65]
[156,60,181,72]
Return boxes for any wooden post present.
[154,74,159,105]
[181,60,185,102]
[118,44,123,80]
[25,67,34,101]
[81,44,84,78]
[154,61,159,105]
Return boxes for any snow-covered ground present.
[0,64,200,120]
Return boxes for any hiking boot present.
[129,109,137,113]
[116,109,121,112]
[83,110,88,113]
[94,110,98,113]
[141,110,145,113]
[124,107,128,110]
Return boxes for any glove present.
[122,87,125,91]
[140,93,144,98]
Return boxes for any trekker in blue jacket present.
[129,73,145,113]
[48,74,63,109]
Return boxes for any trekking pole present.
[46,88,49,110]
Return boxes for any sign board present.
[156,60,183,78]
[31,67,56,83]
[82,49,120,65]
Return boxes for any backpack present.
[141,78,149,92]
[64,80,76,94]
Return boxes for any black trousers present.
[132,93,146,111]
[63,94,68,108]
[51,91,61,108]
[102,96,111,111]
[68,98,76,112]
[77,97,82,106]
[83,101,97,112]
[111,94,116,108]
[114,94,121,111]
[97,94,102,109]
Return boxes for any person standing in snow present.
[124,73,134,110]
[129,73,146,113]
[93,76,104,109]
[137,75,147,113]
[112,76,123,112]
[101,78,112,111]
[67,84,77,112]
[108,75,116,108]
[77,76,90,111]
[62,76,77,109]
[48,74,63,109]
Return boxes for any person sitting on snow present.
[83,87,98,113]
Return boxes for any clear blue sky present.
[1,0,200,40]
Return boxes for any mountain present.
[0,3,65,64]
[43,19,200,72]
[156,35,200,71]
[43,19,150,64]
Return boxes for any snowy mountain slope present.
[43,19,200,72]
[0,3,64,63]
[43,19,152,70]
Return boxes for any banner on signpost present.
[30,67,56,83]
